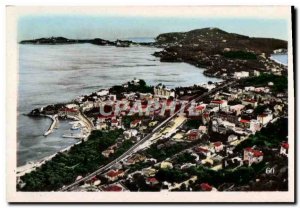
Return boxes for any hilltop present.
[153,27,287,77]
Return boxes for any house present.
[210,100,228,109]
[280,142,289,156]
[249,119,261,133]
[253,70,260,76]
[160,161,173,169]
[243,147,264,166]
[123,129,138,139]
[195,105,206,114]
[257,113,273,126]
[187,129,200,140]
[102,149,114,158]
[140,93,153,100]
[200,183,213,191]
[146,177,159,186]
[239,119,250,128]
[142,168,157,177]
[213,142,224,153]
[105,170,125,182]
[124,154,146,165]
[227,134,238,143]
[96,122,108,130]
[198,126,207,134]
[242,99,257,107]
[229,104,245,115]
[111,119,121,128]
[154,83,175,99]
[130,119,142,128]
[234,71,249,79]
[244,86,255,92]
[194,146,211,157]
[200,83,216,91]
[102,184,123,192]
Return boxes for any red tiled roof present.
[106,170,124,178]
[111,119,118,123]
[196,105,205,110]
[97,114,115,119]
[146,177,158,183]
[103,185,122,192]
[195,147,209,153]
[211,100,224,104]
[214,142,223,147]
[244,147,263,157]
[281,142,289,149]
[240,119,250,123]
[252,150,263,157]
[131,119,141,125]
[200,183,212,191]
[243,99,257,103]
[189,132,198,136]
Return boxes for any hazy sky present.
[18,15,288,41]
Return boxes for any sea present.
[18,43,223,166]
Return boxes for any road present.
[60,80,237,191]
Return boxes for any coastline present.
[270,54,288,66]
[16,112,93,177]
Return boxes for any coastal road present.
[60,79,237,191]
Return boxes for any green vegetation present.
[19,129,134,191]
[184,119,202,129]
[127,161,151,173]
[242,74,287,93]
[156,168,190,183]
[146,139,202,162]
[175,152,197,164]
[146,142,187,162]
[110,79,153,94]
[222,51,257,60]
[235,117,288,151]
[188,163,266,189]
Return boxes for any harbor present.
[43,114,59,136]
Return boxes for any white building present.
[249,119,261,133]
[154,84,175,99]
[280,142,289,156]
[243,148,264,166]
[234,71,249,79]
[97,89,109,97]
[257,113,273,126]
[123,129,138,139]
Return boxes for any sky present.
[18,15,288,41]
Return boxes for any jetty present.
[44,114,59,136]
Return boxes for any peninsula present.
[20,27,287,78]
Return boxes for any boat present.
[71,123,81,130]
[62,133,85,139]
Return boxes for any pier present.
[44,114,59,136]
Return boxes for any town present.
[17,65,289,192]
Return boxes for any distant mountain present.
[19,37,149,47]
[20,28,288,78]
[153,27,287,77]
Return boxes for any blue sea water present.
[17,44,221,166]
